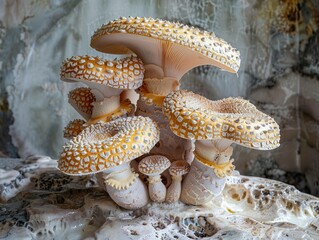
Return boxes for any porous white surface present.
[0,156,318,239]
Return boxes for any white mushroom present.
[138,155,171,203]
[90,16,240,162]
[166,160,190,203]
[163,90,280,205]
[58,116,160,209]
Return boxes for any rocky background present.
[0,0,319,195]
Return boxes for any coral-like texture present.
[1,157,318,239]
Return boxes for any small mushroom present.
[58,116,160,209]
[163,90,280,205]
[166,160,190,203]
[63,119,86,139]
[68,87,96,120]
[90,16,240,163]
[61,55,144,124]
[138,155,171,203]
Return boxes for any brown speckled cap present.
[138,155,171,176]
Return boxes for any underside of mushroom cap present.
[87,99,134,125]
[60,55,144,90]
[58,116,160,175]
[163,90,280,150]
[91,16,240,79]
[138,155,171,176]
[68,87,96,119]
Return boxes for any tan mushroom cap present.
[68,87,96,119]
[169,160,190,176]
[61,55,144,89]
[91,17,240,79]
[63,119,86,139]
[163,90,280,150]
[58,116,160,175]
[138,155,171,176]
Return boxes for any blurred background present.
[0,0,318,195]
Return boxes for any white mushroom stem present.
[147,174,167,203]
[136,99,194,162]
[166,175,183,203]
[195,139,233,164]
[143,77,180,95]
[103,162,149,209]
[136,64,193,163]
[91,95,121,118]
[180,139,234,206]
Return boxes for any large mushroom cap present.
[58,116,160,175]
[91,17,240,79]
[163,90,280,150]
[68,87,96,120]
[138,155,171,176]
[61,55,144,90]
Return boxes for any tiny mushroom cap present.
[60,55,144,98]
[163,90,280,150]
[169,160,190,177]
[68,87,96,120]
[138,155,171,177]
[63,119,86,139]
[58,116,160,175]
[91,17,240,80]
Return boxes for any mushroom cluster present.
[163,90,280,205]
[61,55,144,136]
[57,16,280,210]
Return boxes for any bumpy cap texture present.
[58,116,160,175]
[61,55,144,89]
[163,90,280,150]
[91,16,240,73]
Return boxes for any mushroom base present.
[166,175,182,203]
[103,163,149,209]
[136,98,194,162]
[180,159,226,205]
[148,175,167,203]
[106,177,149,209]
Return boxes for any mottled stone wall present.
[0,0,318,194]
